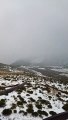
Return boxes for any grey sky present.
[0,0,68,64]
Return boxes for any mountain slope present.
[11,59,31,67]
[0,63,8,68]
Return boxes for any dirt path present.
[0,82,27,95]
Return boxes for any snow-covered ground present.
[51,68,68,73]
[0,68,68,120]
[51,66,68,77]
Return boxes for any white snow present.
[0,68,67,120]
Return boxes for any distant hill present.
[11,59,32,67]
[10,57,68,68]
[10,59,58,68]
[0,63,8,68]
[63,64,68,68]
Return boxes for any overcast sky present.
[0,0,68,64]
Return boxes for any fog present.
[0,0,68,65]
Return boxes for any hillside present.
[11,59,32,67]
[0,63,8,68]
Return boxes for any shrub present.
[37,110,41,114]
[2,109,12,116]
[26,104,34,113]
[27,90,33,94]
[32,111,38,117]
[18,95,26,103]
[39,90,42,93]
[58,97,64,102]
[29,97,35,102]
[24,112,27,115]
[0,99,6,107]
[35,102,42,109]
[42,111,48,116]
[19,110,24,113]
[62,103,68,111]
[17,101,23,106]
[49,111,57,116]
[11,103,16,109]
[38,97,42,99]
[48,96,52,100]
[16,89,22,94]
[56,94,60,97]
[38,110,48,116]
[39,99,50,105]
[46,86,51,93]
[13,110,17,113]
[58,92,61,95]
[26,94,30,96]
[48,104,52,108]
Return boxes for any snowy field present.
[0,68,68,120]
[51,66,68,77]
